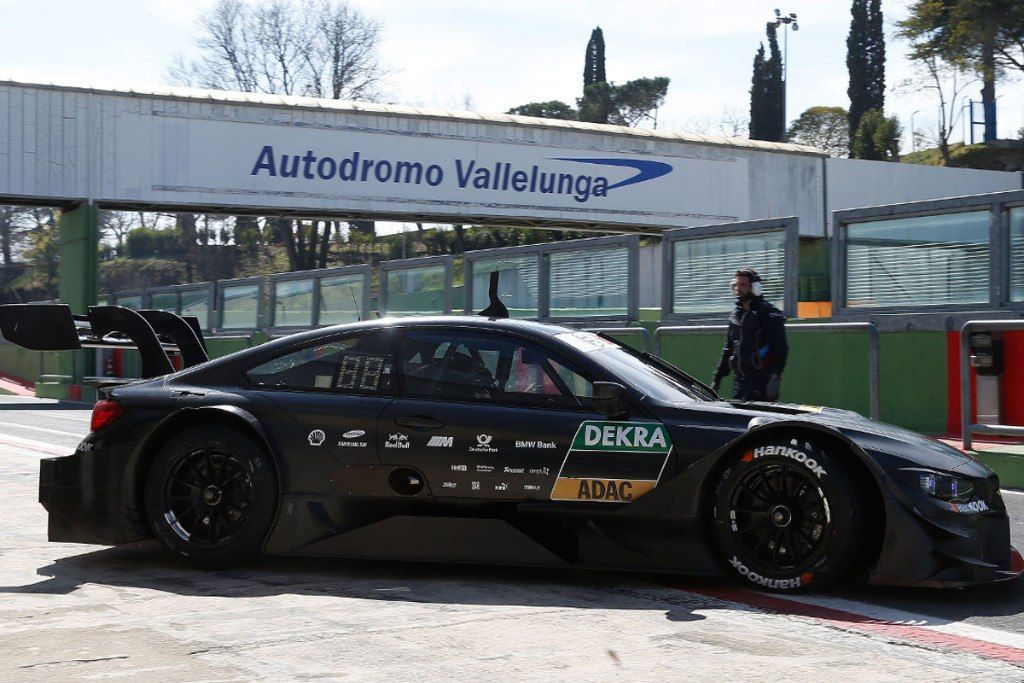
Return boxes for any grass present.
[901,141,1024,170]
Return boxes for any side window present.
[398,329,592,408]
[247,332,394,394]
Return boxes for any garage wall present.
[826,158,1022,236]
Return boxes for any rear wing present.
[0,304,209,378]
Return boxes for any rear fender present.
[129,404,285,526]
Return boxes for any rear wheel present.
[712,438,862,592]
[144,426,277,568]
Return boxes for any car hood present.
[656,400,987,476]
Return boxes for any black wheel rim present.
[163,446,254,545]
[728,461,831,572]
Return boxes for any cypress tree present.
[847,0,886,155]
[584,27,606,88]
[750,23,786,142]
[749,44,768,140]
[765,22,785,140]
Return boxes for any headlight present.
[899,468,975,504]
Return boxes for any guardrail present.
[960,320,1024,450]
[206,333,256,348]
[583,326,651,353]
[653,322,880,419]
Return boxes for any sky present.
[0,0,1021,233]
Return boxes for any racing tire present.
[712,438,862,592]
[144,425,278,568]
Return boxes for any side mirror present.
[593,381,627,418]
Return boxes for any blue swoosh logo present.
[552,157,673,191]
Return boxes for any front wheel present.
[712,438,862,592]
[144,425,278,568]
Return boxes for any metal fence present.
[661,217,799,324]
[215,276,265,331]
[105,232,795,334]
[833,190,1024,326]
[136,282,216,330]
[269,265,371,331]
[464,235,640,322]
[380,255,454,317]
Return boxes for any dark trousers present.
[733,374,769,401]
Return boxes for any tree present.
[787,106,850,156]
[0,207,31,267]
[685,106,750,138]
[169,0,387,271]
[583,27,606,88]
[609,77,670,127]
[169,0,386,100]
[506,101,578,120]
[15,209,60,299]
[99,211,135,256]
[899,0,1024,143]
[750,43,769,139]
[578,82,613,125]
[897,53,976,164]
[847,0,886,153]
[851,109,902,161]
[578,78,669,127]
[749,23,785,141]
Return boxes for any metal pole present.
[782,23,788,130]
[961,321,974,451]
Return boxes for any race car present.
[1,284,1020,592]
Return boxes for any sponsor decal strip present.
[550,420,672,503]
[551,477,655,502]
[682,585,1024,667]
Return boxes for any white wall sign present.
[125,116,750,226]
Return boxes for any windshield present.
[554,332,715,403]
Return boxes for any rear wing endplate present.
[0,304,208,378]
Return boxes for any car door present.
[246,329,396,491]
[380,326,597,501]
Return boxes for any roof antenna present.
[348,283,361,322]
[477,270,509,319]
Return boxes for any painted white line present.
[1002,489,1024,496]
[686,585,1024,667]
[0,420,86,438]
[773,591,1024,651]
[0,432,71,456]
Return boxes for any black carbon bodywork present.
[35,317,1022,587]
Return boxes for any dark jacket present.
[714,298,788,382]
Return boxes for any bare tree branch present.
[166,0,389,270]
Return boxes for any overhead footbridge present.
[0,78,1018,398]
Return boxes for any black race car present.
[1,292,1021,592]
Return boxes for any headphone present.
[751,274,764,297]
[732,270,764,297]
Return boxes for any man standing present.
[711,268,788,401]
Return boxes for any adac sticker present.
[551,420,673,503]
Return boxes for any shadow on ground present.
[0,542,717,622]
[3,542,1024,627]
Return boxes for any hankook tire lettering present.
[752,445,826,478]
